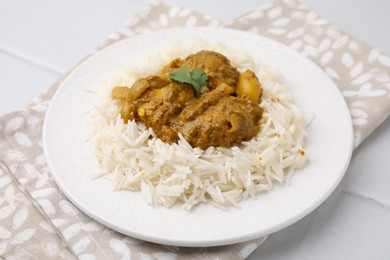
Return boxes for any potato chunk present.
[237,70,262,103]
[111,86,132,100]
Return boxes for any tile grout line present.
[0,1,151,76]
[0,45,63,75]
[342,188,390,210]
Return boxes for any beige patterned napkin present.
[228,0,390,146]
[1,0,389,258]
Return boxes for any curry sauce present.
[111,50,263,149]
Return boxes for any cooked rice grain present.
[86,42,307,209]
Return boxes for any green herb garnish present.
[169,67,208,97]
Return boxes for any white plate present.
[43,28,353,247]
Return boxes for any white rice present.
[86,40,308,209]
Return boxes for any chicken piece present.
[134,81,195,142]
[163,50,240,89]
[180,96,262,149]
[180,83,234,122]
[111,50,263,149]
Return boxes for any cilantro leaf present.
[191,69,208,91]
[169,67,208,97]
[169,67,192,84]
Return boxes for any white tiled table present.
[1,0,389,259]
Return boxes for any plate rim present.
[43,27,354,247]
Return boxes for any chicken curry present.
[111,50,263,149]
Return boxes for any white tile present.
[249,189,390,259]
[0,51,59,114]
[341,117,390,206]
[0,0,11,8]
[0,0,144,72]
